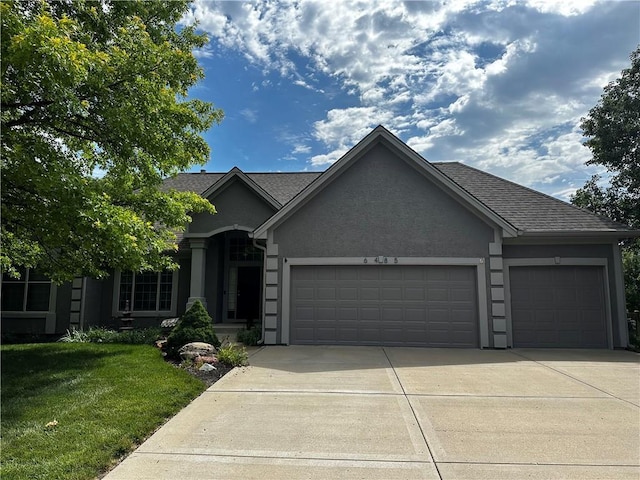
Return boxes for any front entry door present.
[235,266,261,324]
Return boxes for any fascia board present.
[519,230,640,238]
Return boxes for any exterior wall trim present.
[281,256,489,347]
[184,224,253,239]
[503,257,613,349]
[611,243,629,347]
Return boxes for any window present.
[118,271,173,312]
[1,268,52,312]
[229,237,262,262]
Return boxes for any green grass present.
[1,343,206,480]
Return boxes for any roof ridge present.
[446,162,629,228]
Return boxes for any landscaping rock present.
[198,363,217,372]
[197,355,219,364]
[160,317,179,332]
[161,317,179,328]
[179,342,217,360]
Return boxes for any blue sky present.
[180,0,639,200]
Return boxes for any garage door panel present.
[339,287,358,300]
[510,266,607,348]
[381,268,403,281]
[361,288,380,300]
[405,307,426,321]
[316,307,336,320]
[291,265,478,347]
[381,287,402,301]
[337,268,358,280]
[405,287,425,301]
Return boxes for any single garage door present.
[290,265,478,347]
[509,266,608,348]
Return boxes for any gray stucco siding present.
[273,144,495,258]
[502,243,614,260]
[203,236,223,322]
[176,257,191,318]
[188,178,277,234]
[83,277,106,328]
[55,283,72,333]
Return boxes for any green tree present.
[166,300,219,358]
[1,0,222,283]
[572,46,640,314]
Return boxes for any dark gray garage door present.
[510,266,608,348]
[290,265,478,347]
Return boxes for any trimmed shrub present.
[166,301,219,357]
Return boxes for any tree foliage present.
[574,46,640,229]
[572,46,640,313]
[1,0,222,283]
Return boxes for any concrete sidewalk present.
[105,346,640,479]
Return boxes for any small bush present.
[85,327,120,343]
[57,327,161,345]
[58,328,90,343]
[116,328,162,345]
[217,343,248,367]
[165,301,219,357]
[236,326,261,346]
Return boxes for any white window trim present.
[112,270,179,317]
[281,256,488,347]
[503,258,613,349]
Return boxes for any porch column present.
[186,238,208,310]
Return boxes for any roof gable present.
[201,167,281,210]
[252,125,518,239]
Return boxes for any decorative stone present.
[160,317,179,329]
[198,355,219,364]
[179,342,216,360]
[199,363,217,372]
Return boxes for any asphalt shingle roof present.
[433,162,631,233]
[163,172,321,206]
[164,164,634,235]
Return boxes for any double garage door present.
[290,265,479,347]
[509,266,608,348]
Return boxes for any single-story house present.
[3,126,638,348]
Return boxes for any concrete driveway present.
[105,346,640,479]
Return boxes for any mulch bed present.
[165,357,235,388]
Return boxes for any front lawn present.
[1,343,206,480]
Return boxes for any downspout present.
[252,236,267,345]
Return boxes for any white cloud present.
[292,144,311,155]
[239,108,258,124]
[185,0,638,196]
